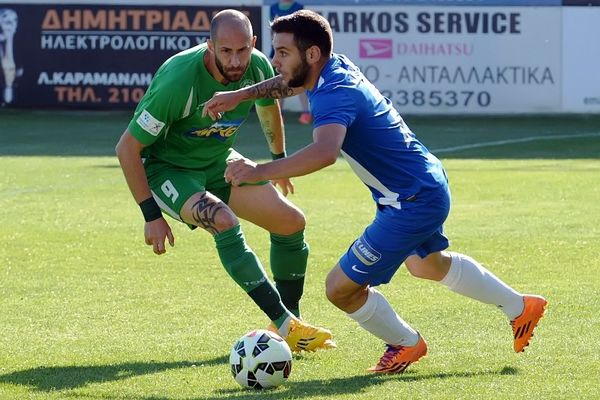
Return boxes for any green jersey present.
[128,43,275,169]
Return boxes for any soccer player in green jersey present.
[115,9,334,352]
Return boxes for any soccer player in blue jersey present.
[202,9,547,374]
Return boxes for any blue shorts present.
[339,186,451,286]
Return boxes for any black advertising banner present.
[0,4,261,109]
[563,0,600,4]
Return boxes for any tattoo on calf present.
[191,194,226,235]
[262,124,275,144]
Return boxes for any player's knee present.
[183,192,239,233]
[325,283,341,307]
[405,258,428,279]
[212,211,239,233]
[405,252,450,281]
[287,208,306,232]
[274,207,306,235]
[326,283,366,312]
[325,276,347,308]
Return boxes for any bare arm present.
[115,130,153,202]
[225,123,347,185]
[115,130,174,254]
[244,74,304,100]
[202,75,304,119]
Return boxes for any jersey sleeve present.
[250,50,277,108]
[311,85,357,129]
[127,61,191,146]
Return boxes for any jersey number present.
[161,180,179,203]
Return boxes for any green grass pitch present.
[1,110,599,399]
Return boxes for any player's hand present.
[144,217,175,255]
[202,91,243,120]
[272,178,294,196]
[225,158,260,186]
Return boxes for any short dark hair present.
[271,9,332,57]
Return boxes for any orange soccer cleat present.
[367,335,428,374]
[511,295,548,353]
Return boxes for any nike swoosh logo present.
[351,265,368,274]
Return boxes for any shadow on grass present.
[0,356,228,392]
[206,366,519,400]
[0,359,518,399]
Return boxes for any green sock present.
[270,231,309,318]
[247,281,293,327]
[273,314,290,330]
[214,225,293,324]
[214,225,265,291]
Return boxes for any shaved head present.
[210,9,253,42]
[207,9,256,83]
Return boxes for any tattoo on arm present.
[249,76,295,99]
[191,193,227,235]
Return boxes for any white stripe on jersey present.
[182,87,194,118]
[340,150,401,209]
[152,190,181,221]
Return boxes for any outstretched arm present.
[202,75,304,119]
[225,123,347,185]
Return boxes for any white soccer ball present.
[229,329,292,389]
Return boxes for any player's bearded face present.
[214,52,248,82]
[210,23,255,83]
[286,51,310,88]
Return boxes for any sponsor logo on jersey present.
[351,237,381,266]
[137,109,165,136]
[185,119,243,141]
[359,39,393,59]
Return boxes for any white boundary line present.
[431,132,600,154]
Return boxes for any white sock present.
[347,288,419,346]
[441,252,524,320]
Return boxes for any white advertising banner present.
[309,6,562,114]
[562,8,600,113]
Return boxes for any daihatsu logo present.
[359,39,393,59]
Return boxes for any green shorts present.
[144,150,266,224]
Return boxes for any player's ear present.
[251,35,257,48]
[207,38,215,53]
[306,45,321,65]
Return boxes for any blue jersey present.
[307,54,448,209]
